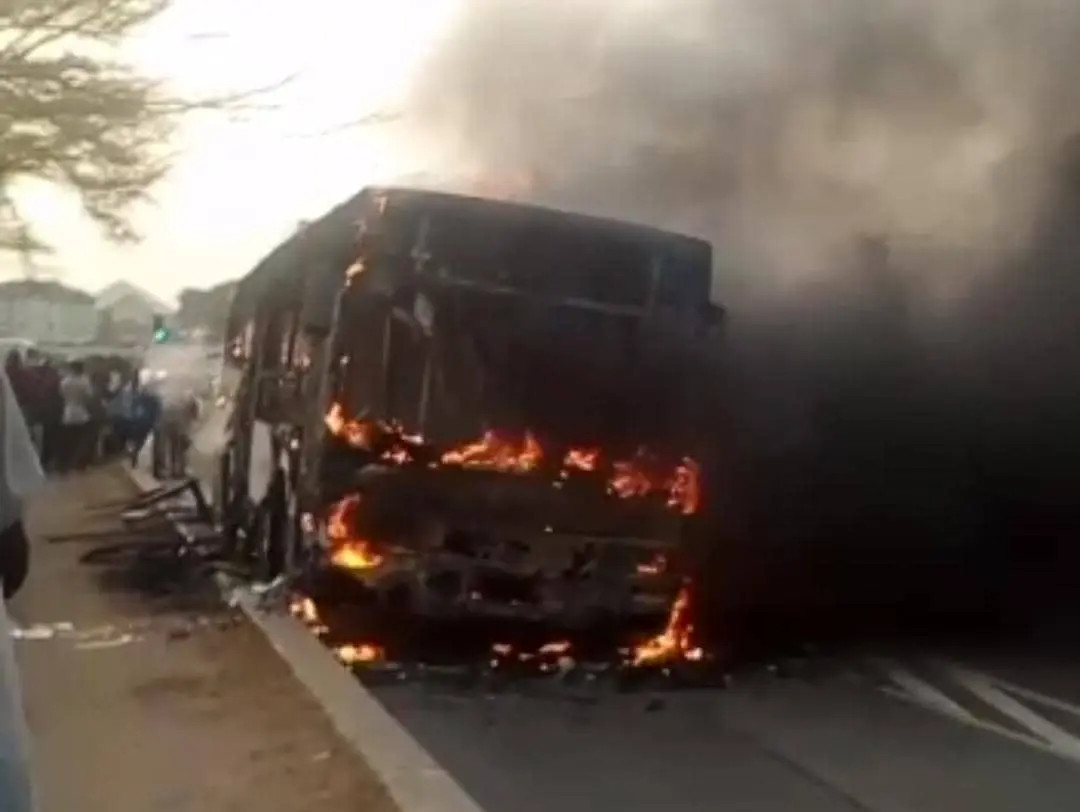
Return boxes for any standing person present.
[36,358,62,473]
[3,354,27,425]
[129,372,162,467]
[161,388,199,479]
[104,371,136,458]
[18,350,46,460]
[59,361,93,471]
[0,362,45,811]
[84,367,108,465]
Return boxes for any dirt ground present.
[11,464,398,812]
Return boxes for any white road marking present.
[875,657,1080,766]
[985,674,1080,721]
[945,664,1080,761]
[872,658,975,722]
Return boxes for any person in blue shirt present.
[104,372,135,458]
[129,371,162,465]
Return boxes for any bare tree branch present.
[0,0,290,254]
[286,109,402,139]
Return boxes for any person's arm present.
[0,370,41,600]
[0,523,27,600]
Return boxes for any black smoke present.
[404,0,1080,645]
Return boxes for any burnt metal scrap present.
[286,571,740,702]
[346,653,734,699]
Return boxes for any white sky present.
[8,0,463,303]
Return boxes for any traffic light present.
[151,314,171,343]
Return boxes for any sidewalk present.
[11,464,397,812]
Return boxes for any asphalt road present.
[173,415,1080,811]
[362,655,1080,812]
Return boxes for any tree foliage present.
[0,0,231,252]
[177,278,236,339]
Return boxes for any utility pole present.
[14,228,37,280]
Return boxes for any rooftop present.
[95,280,174,314]
[0,278,94,305]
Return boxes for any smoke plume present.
[409,0,1080,293]
[404,0,1080,638]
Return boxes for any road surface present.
[173,418,1080,811]
[358,653,1080,812]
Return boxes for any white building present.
[95,280,174,344]
[0,279,97,344]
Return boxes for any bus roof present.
[232,187,712,321]
[370,187,710,249]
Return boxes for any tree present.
[0,0,271,253]
[177,278,236,338]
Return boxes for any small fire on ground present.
[486,584,702,669]
[324,402,701,515]
[631,585,703,666]
[289,596,385,666]
[289,584,704,672]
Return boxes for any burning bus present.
[216,187,721,636]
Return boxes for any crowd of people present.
[3,349,164,474]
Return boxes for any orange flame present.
[441,430,542,473]
[289,594,384,667]
[632,585,703,666]
[330,544,384,570]
[324,402,701,514]
[607,453,702,515]
[324,403,378,450]
[563,448,600,472]
[326,495,384,570]
[289,595,329,636]
[667,458,702,515]
[538,640,572,656]
[609,459,655,499]
[387,420,425,446]
[381,446,413,465]
[490,640,573,661]
[335,643,385,665]
[290,596,317,624]
[636,553,668,576]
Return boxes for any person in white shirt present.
[59,361,93,471]
[0,364,45,811]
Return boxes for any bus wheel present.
[217,449,249,560]
[216,449,237,544]
[283,485,305,575]
[255,470,288,582]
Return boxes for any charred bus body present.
[218,188,721,632]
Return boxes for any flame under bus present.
[223,187,719,632]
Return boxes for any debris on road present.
[75,633,138,651]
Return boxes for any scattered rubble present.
[284,588,743,701]
[11,612,245,650]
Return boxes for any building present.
[0,279,97,344]
[95,280,174,344]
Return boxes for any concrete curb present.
[121,463,486,812]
